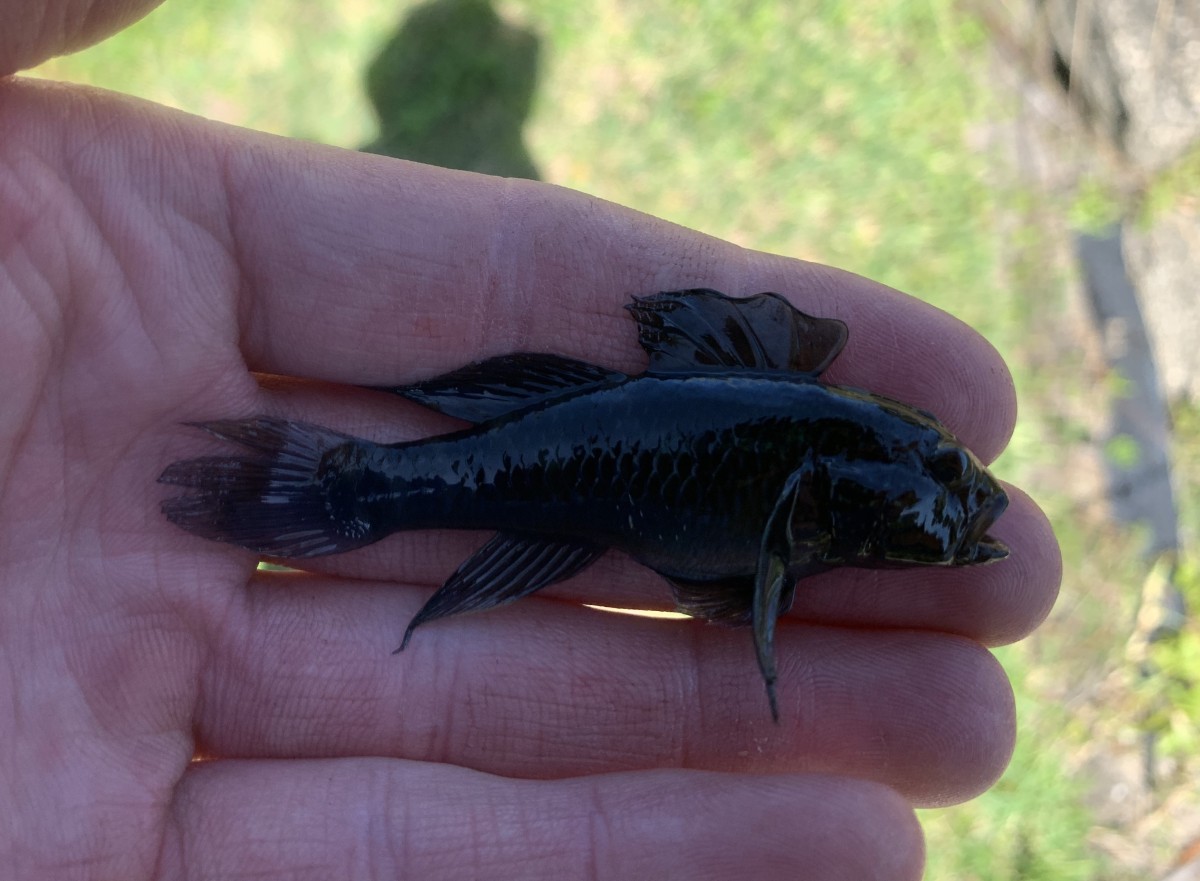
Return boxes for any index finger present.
[20,84,1014,460]
[227,143,1016,461]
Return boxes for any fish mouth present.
[956,488,1010,565]
[966,535,1010,564]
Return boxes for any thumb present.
[1,0,164,76]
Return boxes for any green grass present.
[1141,144,1200,224]
[921,644,1110,880]
[34,0,395,144]
[33,1,1194,877]
[34,0,1009,335]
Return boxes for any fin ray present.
[627,289,848,375]
[750,465,822,723]
[379,353,625,423]
[160,418,383,558]
[399,532,605,649]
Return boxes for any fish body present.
[161,289,1009,719]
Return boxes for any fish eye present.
[930,446,970,485]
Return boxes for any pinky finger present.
[162,758,923,881]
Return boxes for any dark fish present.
[160,289,1009,720]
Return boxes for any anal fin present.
[398,532,604,650]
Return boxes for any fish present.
[160,288,1009,721]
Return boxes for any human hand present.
[0,3,1059,879]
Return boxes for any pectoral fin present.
[753,549,791,723]
[398,532,604,650]
[627,289,848,375]
[380,353,625,423]
[752,467,825,723]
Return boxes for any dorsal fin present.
[380,353,625,423]
[626,289,848,375]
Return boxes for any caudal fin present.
[159,418,383,558]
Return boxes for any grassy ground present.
[33,1,1197,877]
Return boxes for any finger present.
[195,574,1013,806]
[224,154,1015,460]
[1,0,164,75]
[164,758,924,881]
[8,83,1014,458]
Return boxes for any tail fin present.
[159,418,383,558]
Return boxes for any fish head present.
[893,440,1009,566]
[817,437,1009,569]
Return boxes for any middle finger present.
[194,571,1014,807]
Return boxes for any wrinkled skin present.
[0,4,1061,880]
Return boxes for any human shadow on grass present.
[362,0,541,181]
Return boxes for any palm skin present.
[0,4,1060,879]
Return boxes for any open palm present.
[0,4,1059,879]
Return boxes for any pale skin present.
[0,3,1061,879]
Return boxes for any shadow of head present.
[363,0,541,180]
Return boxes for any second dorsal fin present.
[380,353,626,423]
[627,288,848,375]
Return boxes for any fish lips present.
[955,486,1010,565]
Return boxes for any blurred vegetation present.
[1141,143,1200,225]
[32,0,1200,877]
